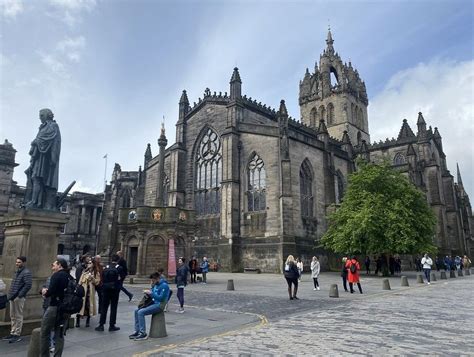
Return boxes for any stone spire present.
[341,130,353,157]
[178,90,189,122]
[433,127,443,152]
[318,119,328,134]
[156,122,168,206]
[229,67,242,100]
[359,140,370,161]
[417,112,426,134]
[317,119,329,147]
[144,143,152,166]
[278,100,289,160]
[457,163,464,188]
[397,119,416,141]
[326,27,334,54]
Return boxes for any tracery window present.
[327,103,335,125]
[319,105,326,122]
[300,160,314,218]
[195,128,221,215]
[393,153,406,165]
[310,107,317,127]
[247,153,266,211]
[335,171,345,204]
[120,190,131,208]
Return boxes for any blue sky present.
[1,0,473,196]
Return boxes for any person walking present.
[421,253,433,284]
[345,256,363,294]
[340,257,349,292]
[200,257,209,284]
[364,256,371,275]
[95,254,122,332]
[463,255,471,270]
[310,256,320,291]
[283,255,299,300]
[296,258,304,282]
[77,258,101,327]
[117,251,133,301]
[175,257,189,313]
[39,258,70,357]
[3,256,32,343]
[188,256,198,284]
[129,272,170,341]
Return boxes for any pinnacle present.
[279,100,288,116]
[318,119,328,134]
[179,90,189,104]
[457,163,463,186]
[397,119,415,140]
[341,130,351,144]
[417,112,426,125]
[230,67,242,83]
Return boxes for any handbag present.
[138,294,153,309]
[0,295,7,310]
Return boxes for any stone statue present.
[24,108,61,210]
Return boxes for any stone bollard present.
[430,272,437,282]
[450,270,456,278]
[382,278,391,290]
[440,271,447,279]
[329,284,339,298]
[466,269,471,276]
[458,270,463,277]
[27,327,41,357]
[149,311,167,338]
[401,276,409,287]
[129,277,134,284]
[416,274,424,284]
[226,279,235,291]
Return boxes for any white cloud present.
[57,36,86,63]
[1,0,23,19]
[370,58,474,195]
[47,0,97,27]
[72,180,101,194]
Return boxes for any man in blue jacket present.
[129,271,170,341]
[3,256,32,343]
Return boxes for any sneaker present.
[176,308,185,313]
[95,325,104,332]
[49,346,55,353]
[8,335,21,343]
[316,287,320,291]
[128,294,134,302]
[134,332,148,341]
[129,332,140,339]
[163,303,168,312]
[109,326,120,332]
[313,288,317,291]
[427,282,431,285]
[2,334,13,341]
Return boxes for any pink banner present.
[167,239,176,277]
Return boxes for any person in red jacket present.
[345,256,363,294]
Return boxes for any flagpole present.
[103,154,108,191]
[96,154,107,256]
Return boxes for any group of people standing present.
[432,255,471,272]
[341,256,363,294]
[283,255,321,299]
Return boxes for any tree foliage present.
[321,161,437,255]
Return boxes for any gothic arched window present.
[310,107,317,127]
[393,153,406,165]
[319,105,326,122]
[195,128,221,215]
[247,153,266,211]
[120,190,131,208]
[335,171,345,204]
[300,160,314,218]
[327,103,335,125]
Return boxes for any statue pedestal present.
[0,209,68,336]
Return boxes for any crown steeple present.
[326,27,334,54]
[229,67,242,99]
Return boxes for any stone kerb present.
[329,284,339,298]
[430,272,437,281]
[382,279,391,290]
[26,327,41,357]
[458,270,463,277]
[401,276,409,286]
[226,279,235,291]
[450,270,456,278]
[440,271,447,279]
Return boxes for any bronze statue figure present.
[24,108,61,210]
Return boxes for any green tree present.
[321,161,437,263]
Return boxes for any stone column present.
[136,231,146,277]
[80,205,87,233]
[0,209,68,335]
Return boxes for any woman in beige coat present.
[77,259,101,327]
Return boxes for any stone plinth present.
[0,209,68,334]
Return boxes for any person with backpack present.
[40,258,70,357]
[345,255,362,294]
[95,254,123,332]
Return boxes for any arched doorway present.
[127,236,139,275]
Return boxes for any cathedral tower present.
[299,29,370,146]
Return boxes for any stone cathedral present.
[91,30,472,275]
[1,31,471,274]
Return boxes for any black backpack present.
[350,263,357,274]
[59,277,85,315]
[102,265,120,289]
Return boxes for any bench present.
[149,302,167,338]
[244,268,261,274]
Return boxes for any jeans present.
[100,288,119,326]
[177,287,184,308]
[40,306,65,357]
[202,272,207,283]
[134,303,162,334]
[424,268,431,282]
[313,277,319,288]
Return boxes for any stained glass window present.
[300,160,314,217]
[247,153,266,211]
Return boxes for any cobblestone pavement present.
[141,276,474,356]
